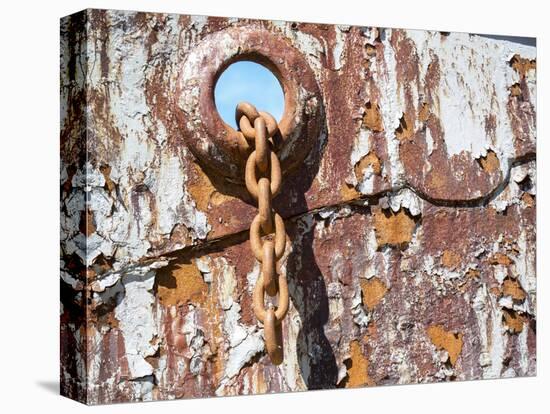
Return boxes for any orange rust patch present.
[103,310,119,329]
[362,101,384,132]
[521,193,534,207]
[395,113,413,140]
[510,54,536,78]
[187,162,234,211]
[365,43,377,57]
[426,325,463,366]
[360,277,388,309]
[99,164,116,193]
[204,292,225,383]
[252,366,268,394]
[156,261,207,307]
[373,208,418,248]
[418,102,431,122]
[502,278,526,302]
[340,182,361,202]
[93,254,114,275]
[490,253,512,266]
[168,223,194,246]
[466,269,480,279]
[188,163,215,211]
[345,340,375,388]
[509,83,522,97]
[62,165,76,194]
[428,170,446,193]
[490,286,501,297]
[80,208,96,236]
[209,190,233,207]
[478,150,500,173]
[502,309,525,334]
[354,151,381,182]
[441,250,461,269]
[145,351,160,370]
[366,321,378,340]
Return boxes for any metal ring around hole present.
[175,27,322,181]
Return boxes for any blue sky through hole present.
[215,61,284,128]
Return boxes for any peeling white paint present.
[362,27,379,44]
[60,266,84,291]
[517,324,530,375]
[84,11,211,269]
[114,270,158,379]
[425,126,435,156]
[350,128,370,173]
[348,126,377,193]
[246,261,260,295]
[283,307,307,391]
[375,29,407,186]
[390,349,418,384]
[203,257,266,394]
[196,257,213,283]
[514,230,536,316]
[91,260,168,293]
[491,161,535,212]
[406,30,536,171]
[379,188,423,217]
[351,285,371,328]
[472,284,507,378]
[182,307,206,376]
[271,21,325,76]
[332,25,348,71]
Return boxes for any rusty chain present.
[236,102,288,365]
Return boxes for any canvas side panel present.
[60,10,89,404]
[76,9,536,404]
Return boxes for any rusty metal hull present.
[60,9,536,405]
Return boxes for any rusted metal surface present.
[60,8,536,405]
[177,28,323,181]
[240,103,289,365]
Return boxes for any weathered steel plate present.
[60,9,536,404]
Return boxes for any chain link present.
[236,102,288,365]
[245,150,281,199]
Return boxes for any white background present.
[0,0,547,412]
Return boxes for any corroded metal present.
[242,103,289,365]
[176,26,323,180]
[60,8,536,405]
[246,150,282,199]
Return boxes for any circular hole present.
[214,61,284,129]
